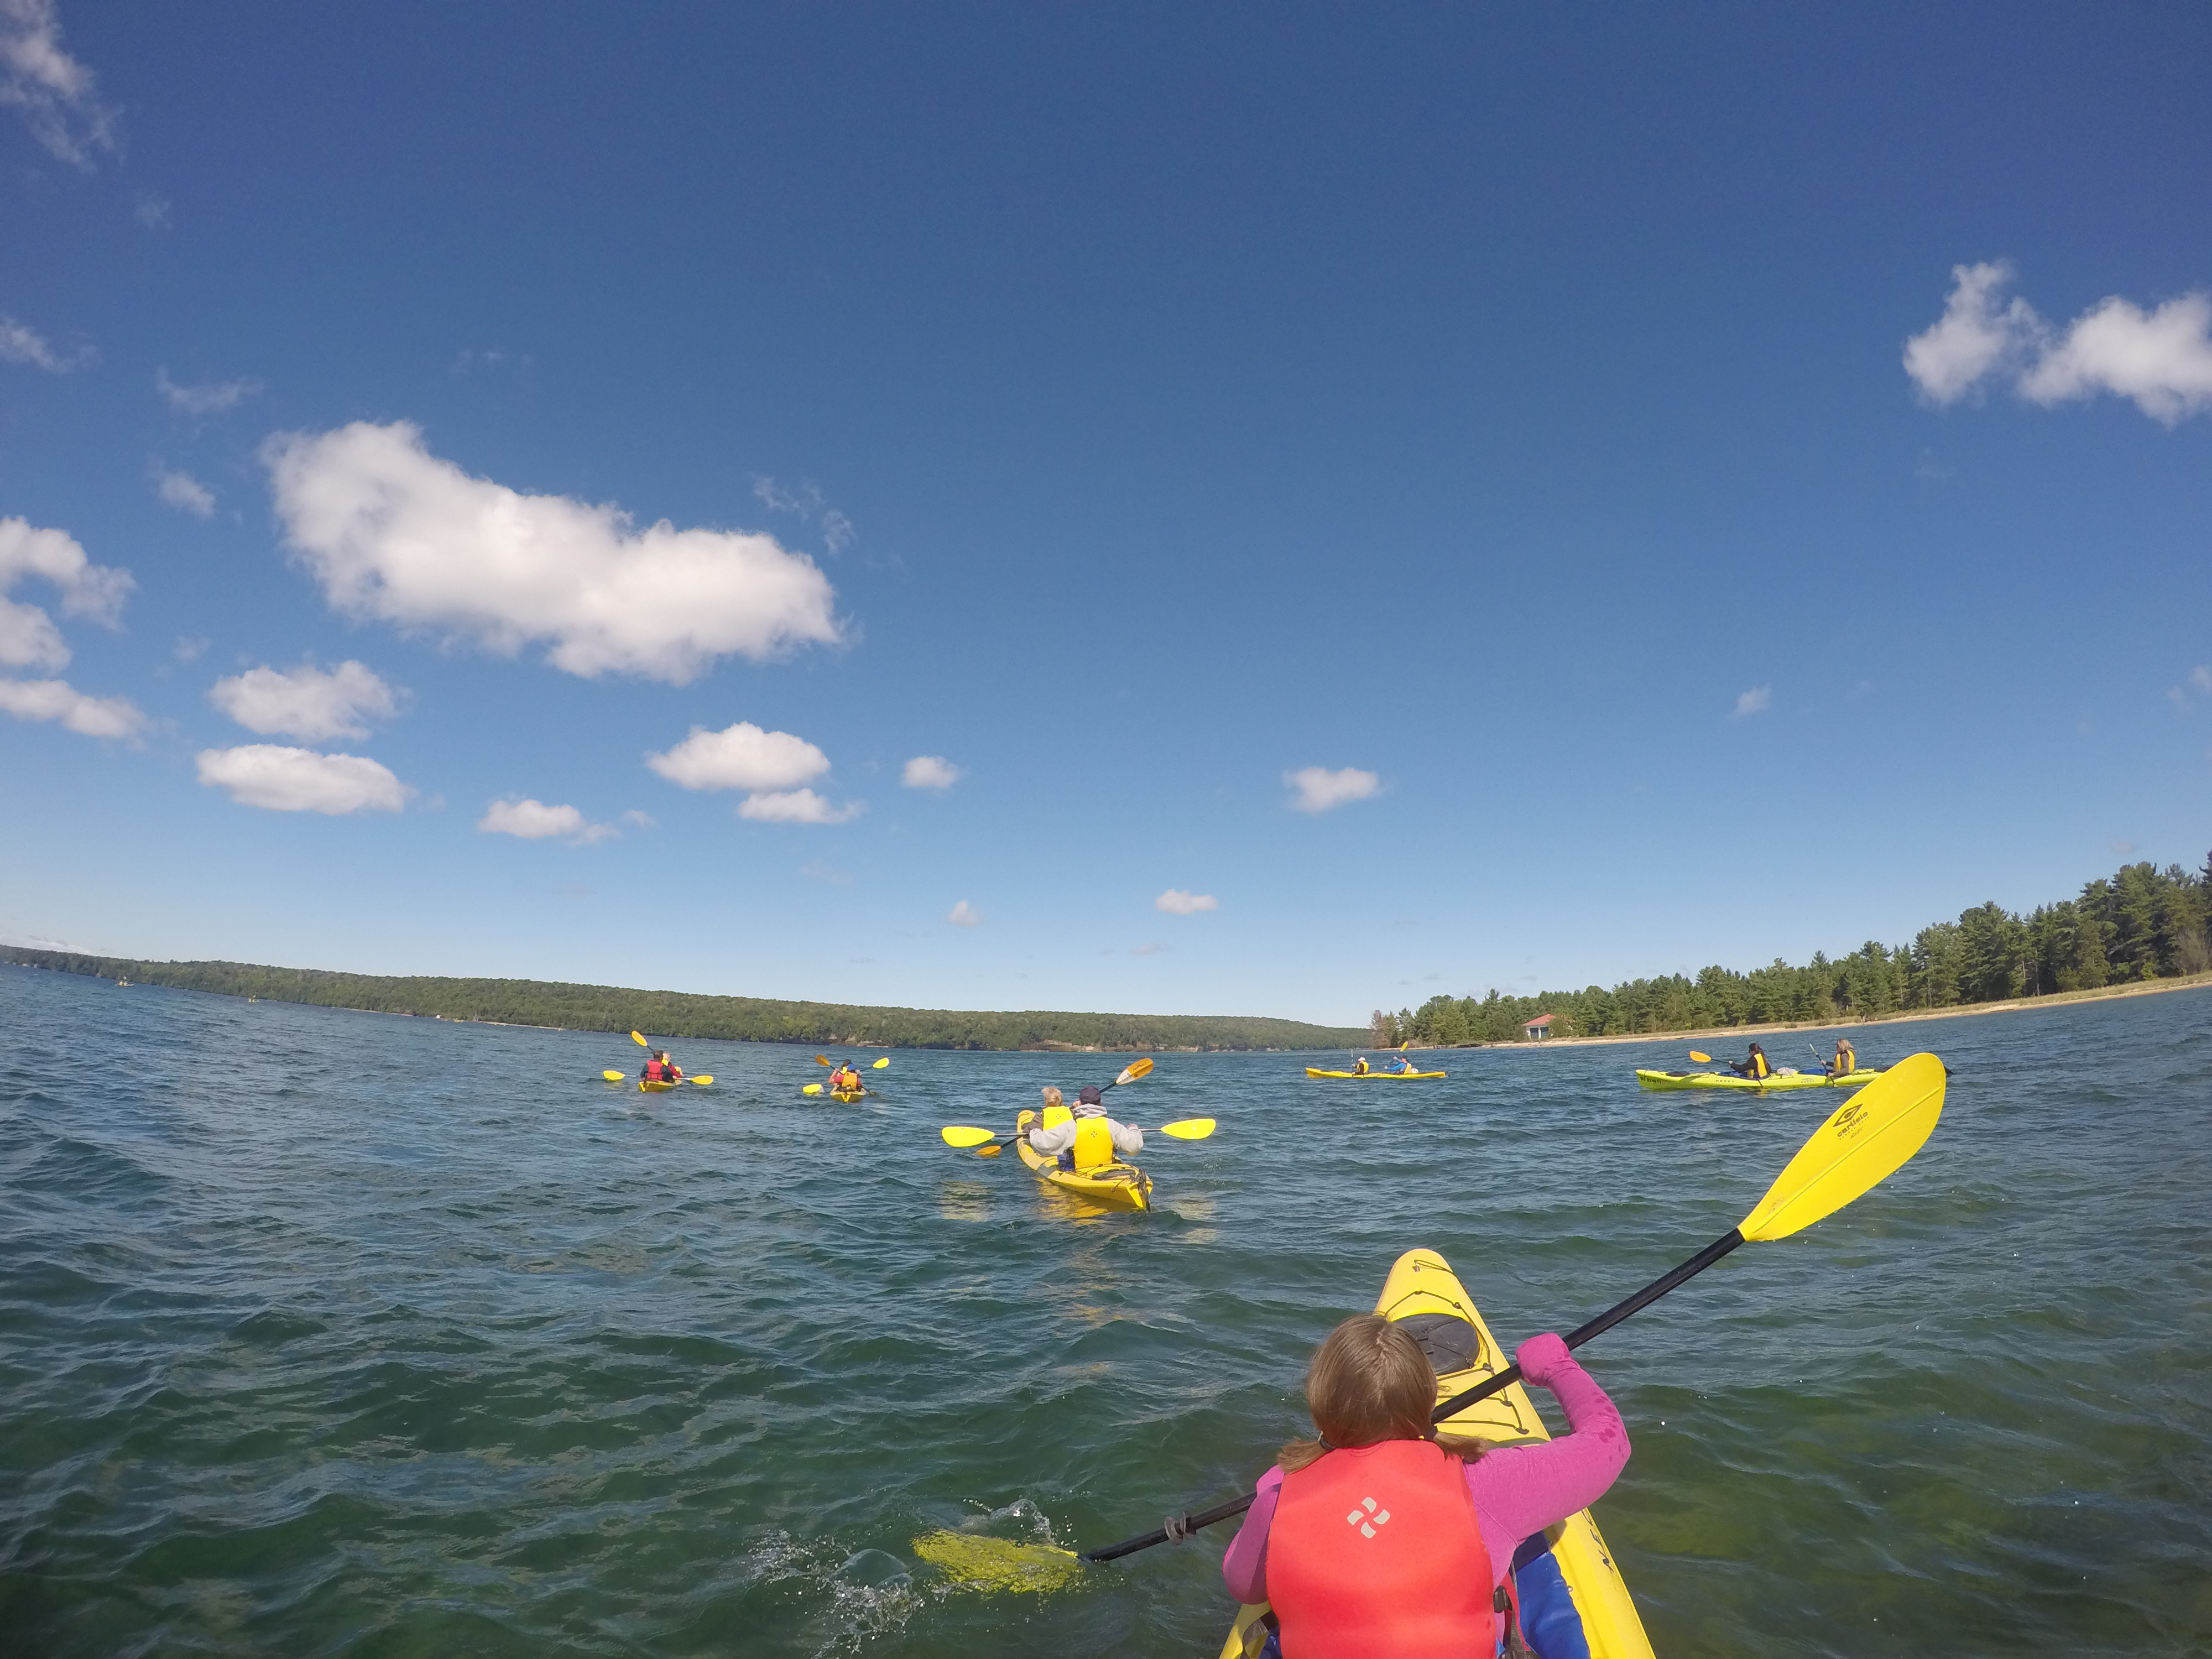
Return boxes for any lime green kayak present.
[1306,1067,1448,1079]
[1636,1066,1884,1093]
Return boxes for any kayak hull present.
[1217,1247,1654,1659]
[1013,1109,1151,1212]
[1305,1067,1448,1079]
[638,1079,676,1092]
[830,1088,868,1103]
[1636,1066,1885,1093]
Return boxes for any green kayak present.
[1636,1066,1885,1093]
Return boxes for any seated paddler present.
[1217,1312,1630,1658]
[1021,1084,1144,1169]
[1824,1037,1856,1078]
[1727,1042,1770,1080]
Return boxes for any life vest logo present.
[1344,1496,1391,1538]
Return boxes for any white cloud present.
[1156,888,1218,914]
[1285,765,1380,813]
[195,744,409,814]
[1,312,90,373]
[477,797,616,843]
[1906,263,2212,425]
[2193,666,2212,694]
[754,475,857,555]
[154,468,215,517]
[946,899,982,927]
[620,808,656,829]
[173,635,208,663]
[156,368,262,415]
[266,422,841,684]
[0,0,117,169]
[737,787,861,824]
[208,660,398,741]
[0,675,143,738]
[1903,262,2037,404]
[133,191,169,228]
[901,754,961,790]
[2018,292,2212,424]
[0,516,133,671]
[648,721,830,791]
[1732,685,1772,718]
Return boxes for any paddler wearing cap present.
[1021,1084,1145,1170]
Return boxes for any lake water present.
[3,962,2208,1656]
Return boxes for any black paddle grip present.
[1082,1491,1257,1563]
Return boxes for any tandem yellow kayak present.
[1305,1067,1448,1079]
[1014,1107,1152,1212]
[1218,1246,1653,1659]
[1636,1067,1884,1093]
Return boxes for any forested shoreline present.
[0,948,1366,1051]
[1373,853,2212,1046]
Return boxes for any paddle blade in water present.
[601,1070,625,1082]
[801,1083,823,1095]
[1157,1117,1217,1140]
[941,1126,998,1147]
[1737,1052,1946,1242]
[689,1074,713,1086]
[631,1030,649,1047]
[910,1531,1079,1594]
[873,1056,890,1068]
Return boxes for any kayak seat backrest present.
[1397,1312,1483,1376]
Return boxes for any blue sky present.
[3,3,2208,1025]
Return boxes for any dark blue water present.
[3,962,2208,1656]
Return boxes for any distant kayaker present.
[1728,1042,1770,1081]
[1214,1314,1629,1656]
[828,1063,862,1093]
[641,1049,684,1083]
[1391,1055,1418,1074]
[1824,1038,1856,1078]
[1352,1056,1371,1075]
[1022,1084,1144,1168]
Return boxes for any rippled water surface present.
[3,963,2209,1656]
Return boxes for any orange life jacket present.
[1268,1438,1495,1658]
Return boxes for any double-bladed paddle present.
[939,1060,1155,1155]
[915,1051,1948,1585]
[603,1068,712,1086]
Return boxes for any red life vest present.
[645,1060,669,1081]
[1268,1438,1495,1658]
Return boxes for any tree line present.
[0,948,1368,1051]
[1371,851,2212,1047]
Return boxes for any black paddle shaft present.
[1081,1227,1749,1566]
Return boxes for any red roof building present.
[1522,1013,1554,1040]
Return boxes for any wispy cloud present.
[268,422,841,683]
[946,899,982,927]
[1285,765,1380,813]
[753,475,856,555]
[156,368,262,415]
[1155,888,1217,914]
[0,313,91,373]
[0,675,143,738]
[210,660,398,742]
[1907,262,2212,425]
[901,754,961,790]
[0,0,118,169]
[196,744,409,814]
[2194,666,2212,694]
[620,808,656,830]
[153,467,215,517]
[133,191,169,228]
[737,787,861,824]
[1731,685,1772,718]
[477,797,617,844]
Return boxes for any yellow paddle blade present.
[601,1070,625,1082]
[1113,1057,1155,1087]
[1737,1052,1947,1242]
[689,1074,713,1086]
[631,1030,649,1047]
[941,1125,998,1147]
[801,1083,823,1095]
[910,1531,1080,1594]
[1688,1051,1711,1064]
[873,1056,890,1068]
[1157,1117,1217,1139]
[975,1143,1003,1157]
[814,1054,832,1066]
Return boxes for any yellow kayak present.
[1305,1067,1448,1079]
[1636,1066,1884,1093]
[638,1079,677,1092]
[1014,1107,1152,1212]
[830,1087,868,1103]
[1218,1247,1653,1659]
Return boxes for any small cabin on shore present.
[1522,1013,1554,1041]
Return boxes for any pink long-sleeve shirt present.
[1219,1338,1629,1640]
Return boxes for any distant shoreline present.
[1394,969,2212,1052]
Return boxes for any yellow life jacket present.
[1353,1059,1369,1074]
[1071,1117,1117,1172]
[1750,1051,1768,1079]
[1834,1048,1854,1076]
